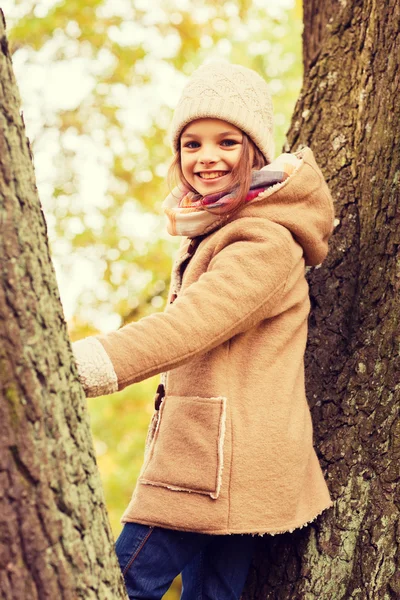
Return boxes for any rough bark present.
[245,0,400,598]
[0,12,127,600]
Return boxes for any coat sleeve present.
[72,222,294,397]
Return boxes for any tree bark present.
[245,0,400,598]
[0,12,127,600]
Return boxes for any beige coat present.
[73,147,335,535]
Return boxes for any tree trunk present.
[245,0,400,598]
[0,12,127,600]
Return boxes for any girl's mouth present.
[196,171,230,180]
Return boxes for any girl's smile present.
[196,170,230,180]
[180,118,247,195]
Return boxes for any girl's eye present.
[182,139,239,149]
[183,141,200,149]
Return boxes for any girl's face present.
[180,118,252,196]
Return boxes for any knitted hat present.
[170,60,275,163]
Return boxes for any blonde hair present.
[167,132,266,214]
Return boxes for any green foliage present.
[7,0,302,331]
[87,378,155,535]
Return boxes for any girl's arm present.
[72,219,294,397]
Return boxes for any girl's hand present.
[72,337,118,398]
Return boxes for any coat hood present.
[249,147,335,266]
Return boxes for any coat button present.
[154,383,165,410]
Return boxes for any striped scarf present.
[163,153,300,237]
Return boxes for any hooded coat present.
[73,147,335,535]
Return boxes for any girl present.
[73,60,335,599]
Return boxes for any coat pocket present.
[139,395,227,499]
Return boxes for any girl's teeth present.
[199,172,227,179]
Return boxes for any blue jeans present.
[115,522,256,599]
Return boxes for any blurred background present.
[3,1,302,596]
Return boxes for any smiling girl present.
[179,118,262,194]
[73,60,335,599]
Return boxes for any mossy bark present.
[0,12,127,600]
[245,0,400,598]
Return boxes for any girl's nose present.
[198,145,219,165]
[200,157,217,165]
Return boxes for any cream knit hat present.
[170,60,275,163]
